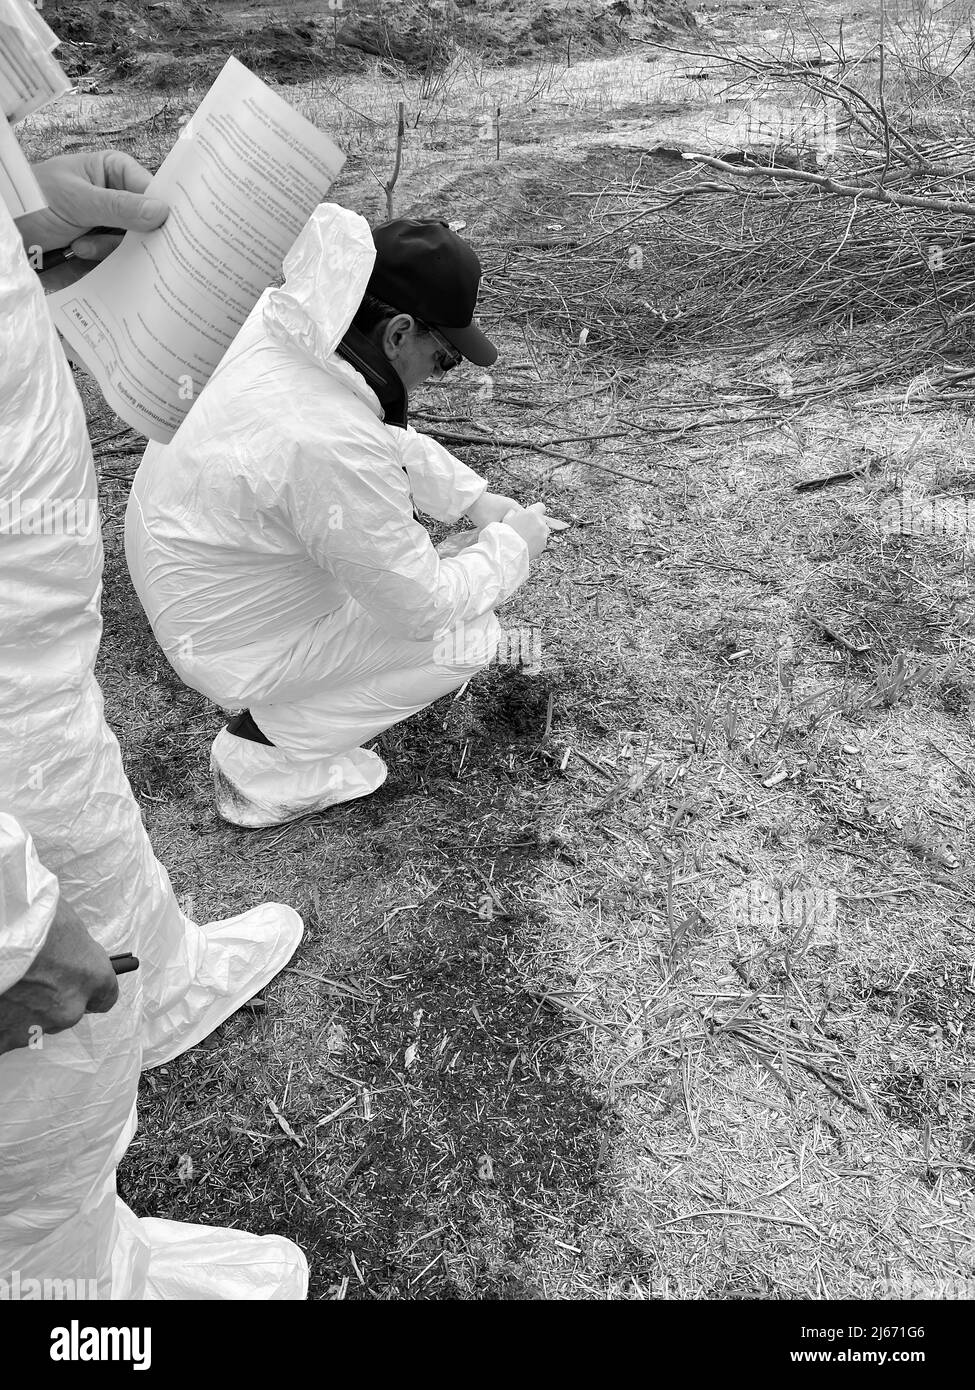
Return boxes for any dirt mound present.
[45,0,696,88]
[457,0,697,58]
[337,2,455,69]
[47,1,217,81]
[48,1,213,47]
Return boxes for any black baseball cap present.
[367,217,498,367]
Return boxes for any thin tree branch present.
[688,153,975,217]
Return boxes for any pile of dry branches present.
[483,37,975,391]
[645,159,975,347]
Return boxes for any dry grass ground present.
[28,0,975,1298]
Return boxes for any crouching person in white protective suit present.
[125,206,553,829]
[0,145,307,1295]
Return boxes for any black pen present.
[35,226,122,272]
[109,953,140,975]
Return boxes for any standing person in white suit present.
[0,135,307,1295]
[126,206,552,829]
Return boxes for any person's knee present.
[431,612,500,675]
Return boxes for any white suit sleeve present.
[400,427,488,523]
[288,429,529,642]
[0,812,58,994]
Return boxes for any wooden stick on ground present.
[688,154,975,218]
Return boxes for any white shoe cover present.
[108,1196,307,1299]
[142,902,303,1069]
[211,727,387,828]
[140,1217,308,1300]
[1,1171,309,1301]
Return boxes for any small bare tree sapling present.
[386,101,406,220]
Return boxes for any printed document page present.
[50,57,345,442]
[0,0,70,123]
[0,111,44,216]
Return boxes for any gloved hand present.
[0,900,119,1056]
[502,502,551,559]
[14,150,168,260]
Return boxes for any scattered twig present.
[266,1097,304,1147]
[795,457,884,491]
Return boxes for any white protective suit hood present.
[261,201,377,370]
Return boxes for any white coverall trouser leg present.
[208,588,501,829]
[0,199,306,1298]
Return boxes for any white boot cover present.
[211,727,387,828]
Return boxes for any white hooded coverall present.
[125,204,530,827]
[0,196,306,1297]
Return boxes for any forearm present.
[333,523,530,644]
[464,490,522,529]
[401,427,487,523]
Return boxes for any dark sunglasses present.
[414,318,463,374]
